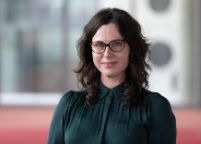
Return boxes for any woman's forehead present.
[92,23,123,42]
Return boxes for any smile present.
[102,62,117,67]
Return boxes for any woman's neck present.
[101,74,125,89]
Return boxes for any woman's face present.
[92,23,130,80]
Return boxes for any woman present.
[48,8,176,144]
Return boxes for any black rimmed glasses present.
[91,39,126,54]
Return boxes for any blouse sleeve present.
[148,93,176,144]
[48,91,73,144]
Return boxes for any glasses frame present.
[91,39,126,54]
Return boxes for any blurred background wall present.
[0,0,201,144]
[0,0,200,107]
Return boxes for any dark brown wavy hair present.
[75,8,150,106]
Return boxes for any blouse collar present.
[98,82,125,99]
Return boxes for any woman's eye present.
[111,41,122,47]
[96,42,105,48]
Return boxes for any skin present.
[92,23,130,89]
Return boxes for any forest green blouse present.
[48,83,176,144]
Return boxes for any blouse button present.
[108,91,113,97]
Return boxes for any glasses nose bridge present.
[104,43,112,52]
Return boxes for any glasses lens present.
[110,40,125,52]
[92,41,105,53]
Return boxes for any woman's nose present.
[103,46,113,57]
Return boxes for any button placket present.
[96,91,113,144]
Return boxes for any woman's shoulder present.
[61,90,86,103]
[56,90,86,109]
[63,90,86,99]
[145,90,170,103]
[144,90,175,122]
[144,90,173,111]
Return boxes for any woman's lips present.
[102,62,117,68]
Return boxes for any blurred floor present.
[175,108,201,144]
[0,107,53,144]
[0,107,201,144]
